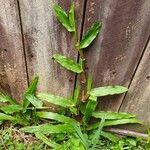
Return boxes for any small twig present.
[105,127,148,140]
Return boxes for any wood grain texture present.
[83,0,150,111]
[18,0,85,97]
[0,0,28,101]
[120,40,150,125]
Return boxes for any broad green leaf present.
[23,76,39,110]
[79,22,102,49]
[53,4,75,32]
[37,93,73,108]
[0,92,17,104]
[92,111,135,120]
[20,124,75,134]
[37,111,77,124]
[35,132,60,149]
[0,112,17,121]
[69,2,75,31]
[0,105,23,114]
[100,131,119,142]
[26,94,43,108]
[90,85,128,97]
[84,96,97,123]
[53,54,83,73]
[88,118,141,130]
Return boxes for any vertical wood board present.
[18,0,85,97]
[83,0,150,111]
[120,40,150,125]
[0,0,28,101]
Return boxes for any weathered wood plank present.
[83,0,150,111]
[120,40,150,125]
[0,0,28,101]
[18,0,85,97]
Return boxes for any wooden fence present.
[0,0,150,128]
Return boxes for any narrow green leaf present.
[92,111,135,120]
[20,124,75,134]
[69,2,75,31]
[73,124,89,149]
[0,112,17,121]
[87,74,92,92]
[35,132,60,149]
[0,92,17,104]
[90,85,128,97]
[79,22,102,49]
[103,118,142,127]
[37,111,77,124]
[84,96,97,123]
[23,76,39,109]
[26,94,43,108]
[53,4,74,32]
[100,131,119,142]
[53,54,83,73]
[91,117,105,149]
[37,93,73,108]
[88,118,141,130]
[73,85,79,105]
[0,105,23,114]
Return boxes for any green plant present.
[0,2,147,150]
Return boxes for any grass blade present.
[100,131,119,142]
[35,132,60,149]
[91,117,105,149]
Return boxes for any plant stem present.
[74,31,88,102]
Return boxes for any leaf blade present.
[37,93,73,108]
[20,124,75,134]
[0,112,17,121]
[53,4,74,32]
[53,54,83,73]
[23,76,39,110]
[92,111,135,120]
[0,93,17,104]
[37,111,77,124]
[69,2,75,31]
[90,85,128,97]
[35,132,60,149]
[79,22,102,49]
[84,96,97,123]
[88,118,141,130]
[26,94,43,108]
[0,105,23,114]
